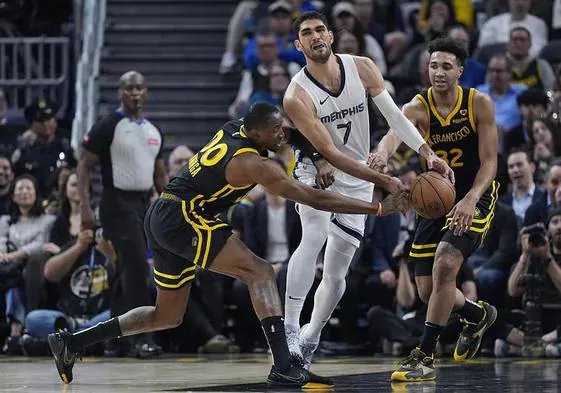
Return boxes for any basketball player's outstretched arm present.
[283,86,404,195]
[448,92,498,236]
[226,153,408,215]
[354,56,454,183]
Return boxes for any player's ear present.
[458,65,464,78]
[294,37,303,52]
[328,30,334,45]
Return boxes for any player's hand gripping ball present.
[410,171,456,219]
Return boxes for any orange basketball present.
[410,171,456,219]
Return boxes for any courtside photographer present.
[504,209,561,356]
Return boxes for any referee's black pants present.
[100,189,152,318]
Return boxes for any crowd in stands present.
[2,0,561,360]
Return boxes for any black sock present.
[456,298,484,323]
[68,317,122,352]
[261,316,290,372]
[419,322,444,356]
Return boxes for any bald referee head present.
[118,71,147,117]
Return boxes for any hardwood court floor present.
[0,354,560,392]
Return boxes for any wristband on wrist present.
[311,151,323,162]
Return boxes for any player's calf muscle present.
[249,279,283,318]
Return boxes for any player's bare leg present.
[209,235,333,388]
[48,283,191,384]
[392,242,496,382]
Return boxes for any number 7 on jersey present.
[337,121,352,145]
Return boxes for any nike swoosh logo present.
[280,371,307,384]
[320,97,329,105]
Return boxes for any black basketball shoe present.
[267,365,334,389]
[48,331,81,384]
[454,301,498,361]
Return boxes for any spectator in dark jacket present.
[524,160,561,226]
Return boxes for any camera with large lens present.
[521,222,548,248]
[518,223,549,357]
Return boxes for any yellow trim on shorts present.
[411,243,438,249]
[153,265,196,280]
[409,251,436,258]
[442,181,500,235]
[154,274,195,289]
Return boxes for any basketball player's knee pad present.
[322,231,358,286]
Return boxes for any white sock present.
[304,230,357,343]
[284,206,330,328]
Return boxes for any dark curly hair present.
[428,36,468,67]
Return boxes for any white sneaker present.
[545,343,561,357]
[219,51,236,74]
[299,324,319,370]
[494,338,522,357]
[494,338,509,357]
[285,324,302,365]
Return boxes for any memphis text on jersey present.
[320,102,365,124]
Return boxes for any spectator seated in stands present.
[477,54,527,154]
[167,145,194,179]
[413,0,458,46]
[447,24,486,88]
[0,89,22,154]
[395,49,431,105]
[12,99,75,198]
[0,153,14,216]
[495,210,561,357]
[230,27,300,119]
[507,27,555,90]
[232,187,301,352]
[331,2,387,75]
[466,201,518,307]
[352,0,409,66]
[243,62,290,115]
[418,0,474,32]
[528,119,561,184]
[478,0,548,59]
[21,229,115,355]
[2,175,56,353]
[244,1,305,70]
[501,148,546,223]
[47,170,81,250]
[524,160,561,226]
[504,88,549,154]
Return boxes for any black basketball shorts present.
[409,181,499,276]
[144,194,233,289]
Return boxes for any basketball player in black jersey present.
[371,37,499,382]
[47,102,407,388]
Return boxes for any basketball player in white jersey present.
[282,11,454,369]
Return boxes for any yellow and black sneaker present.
[391,348,436,382]
[266,365,334,389]
[48,332,80,384]
[454,301,498,362]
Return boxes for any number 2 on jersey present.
[435,148,464,168]
[337,121,352,145]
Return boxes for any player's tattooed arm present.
[226,153,383,215]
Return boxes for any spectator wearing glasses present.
[507,26,555,90]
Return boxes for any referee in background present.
[78,71,168,357]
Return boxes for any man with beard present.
[371,37,499,381]
[76,71,168,358]
[282,11,453,371]
[499,208,561,357]
[48,102,408,387]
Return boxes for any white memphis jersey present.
[291,54,370,162]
